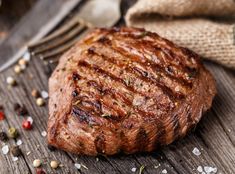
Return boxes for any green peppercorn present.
[0,131,8,142]
[8,127,18,138]
[11,146,21,157]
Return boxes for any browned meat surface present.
[47,27,216,156]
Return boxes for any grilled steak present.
[47,27,216,155]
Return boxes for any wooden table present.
[0,0,234,173]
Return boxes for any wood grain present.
[0,0,234,173]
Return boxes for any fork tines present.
[28,16,92,63]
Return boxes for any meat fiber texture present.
[47,27,216,156]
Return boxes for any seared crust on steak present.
[47,27,216,155]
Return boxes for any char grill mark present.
[105,31,198,80]
[95,36,193,87]
[77,60,174,117]
[86,49,187,98]
[110,28,199,69]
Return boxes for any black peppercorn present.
[47,145,56,151]
[13,103,21,111]
[72,72,81,81]
[11,146,21,157]
[0,131,8,142]
[72,90,78,97]
[18,105,28,116]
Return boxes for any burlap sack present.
[125,0,235,69]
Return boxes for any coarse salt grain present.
[197,166,203,173]
[41,91,49,99]
[27,116,33,124]
[192,147,201,156]
[162,169,167,174]
[204,166,217,174]
[41,131,47,137]
[2,145,9,154]
[75,163,81,170]
[131,167,137,172]
[16,139,23,146]
[12,157,18,161]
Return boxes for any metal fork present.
[28,17,92,63]
[28,0,121,63]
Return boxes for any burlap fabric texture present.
[125,0,235,69]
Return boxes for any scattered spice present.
[27,116,33,124]
[2,145,9,155]
[11,146,22,157]
[0,111,5,120]
[192,147,201,156]
[18,58,28,66]
[131,167,137,172]
[33,159,42,168]
[13,103,21,112]
[50,160,59,169]
[162,169,168,174]
[47,145,56,151]
[8,127,18,138]
[74,163,81,170]
[14,65,22,74]
[22,120,32,130]
[6,76,17,86]
[41,91,49,99]
[41,131,47,137]
[18,105,28,116]
[31,89,41,98]
[12,156,19,162]
[36,168,46,174]
[36,98,45,106]
[139,165,145,174]
[16,139,23,146]
[0,131,8,142]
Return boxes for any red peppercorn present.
[22,120,32,130]
[36,168,46,174]
[0,111,5,121]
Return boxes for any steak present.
[47,27,216,155]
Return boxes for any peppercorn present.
[13,103,21,112]
[31,89,41,98]
[0,131,8,142]
[14,65,22,74]
[47,145,56,151]
[50,160,59,169]
[11,146,21,157]
[36,168,46,174]
[22,120,32,130]
[36,98,45,106]
[6,76,17,86]
[18,58,28,66]
[18,105,28,116]
[0,111,5,120]
[8,127,18,138]
[33,159,41,168]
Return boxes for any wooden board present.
[0,0,234,173]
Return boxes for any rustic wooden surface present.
[0,0,234,174]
